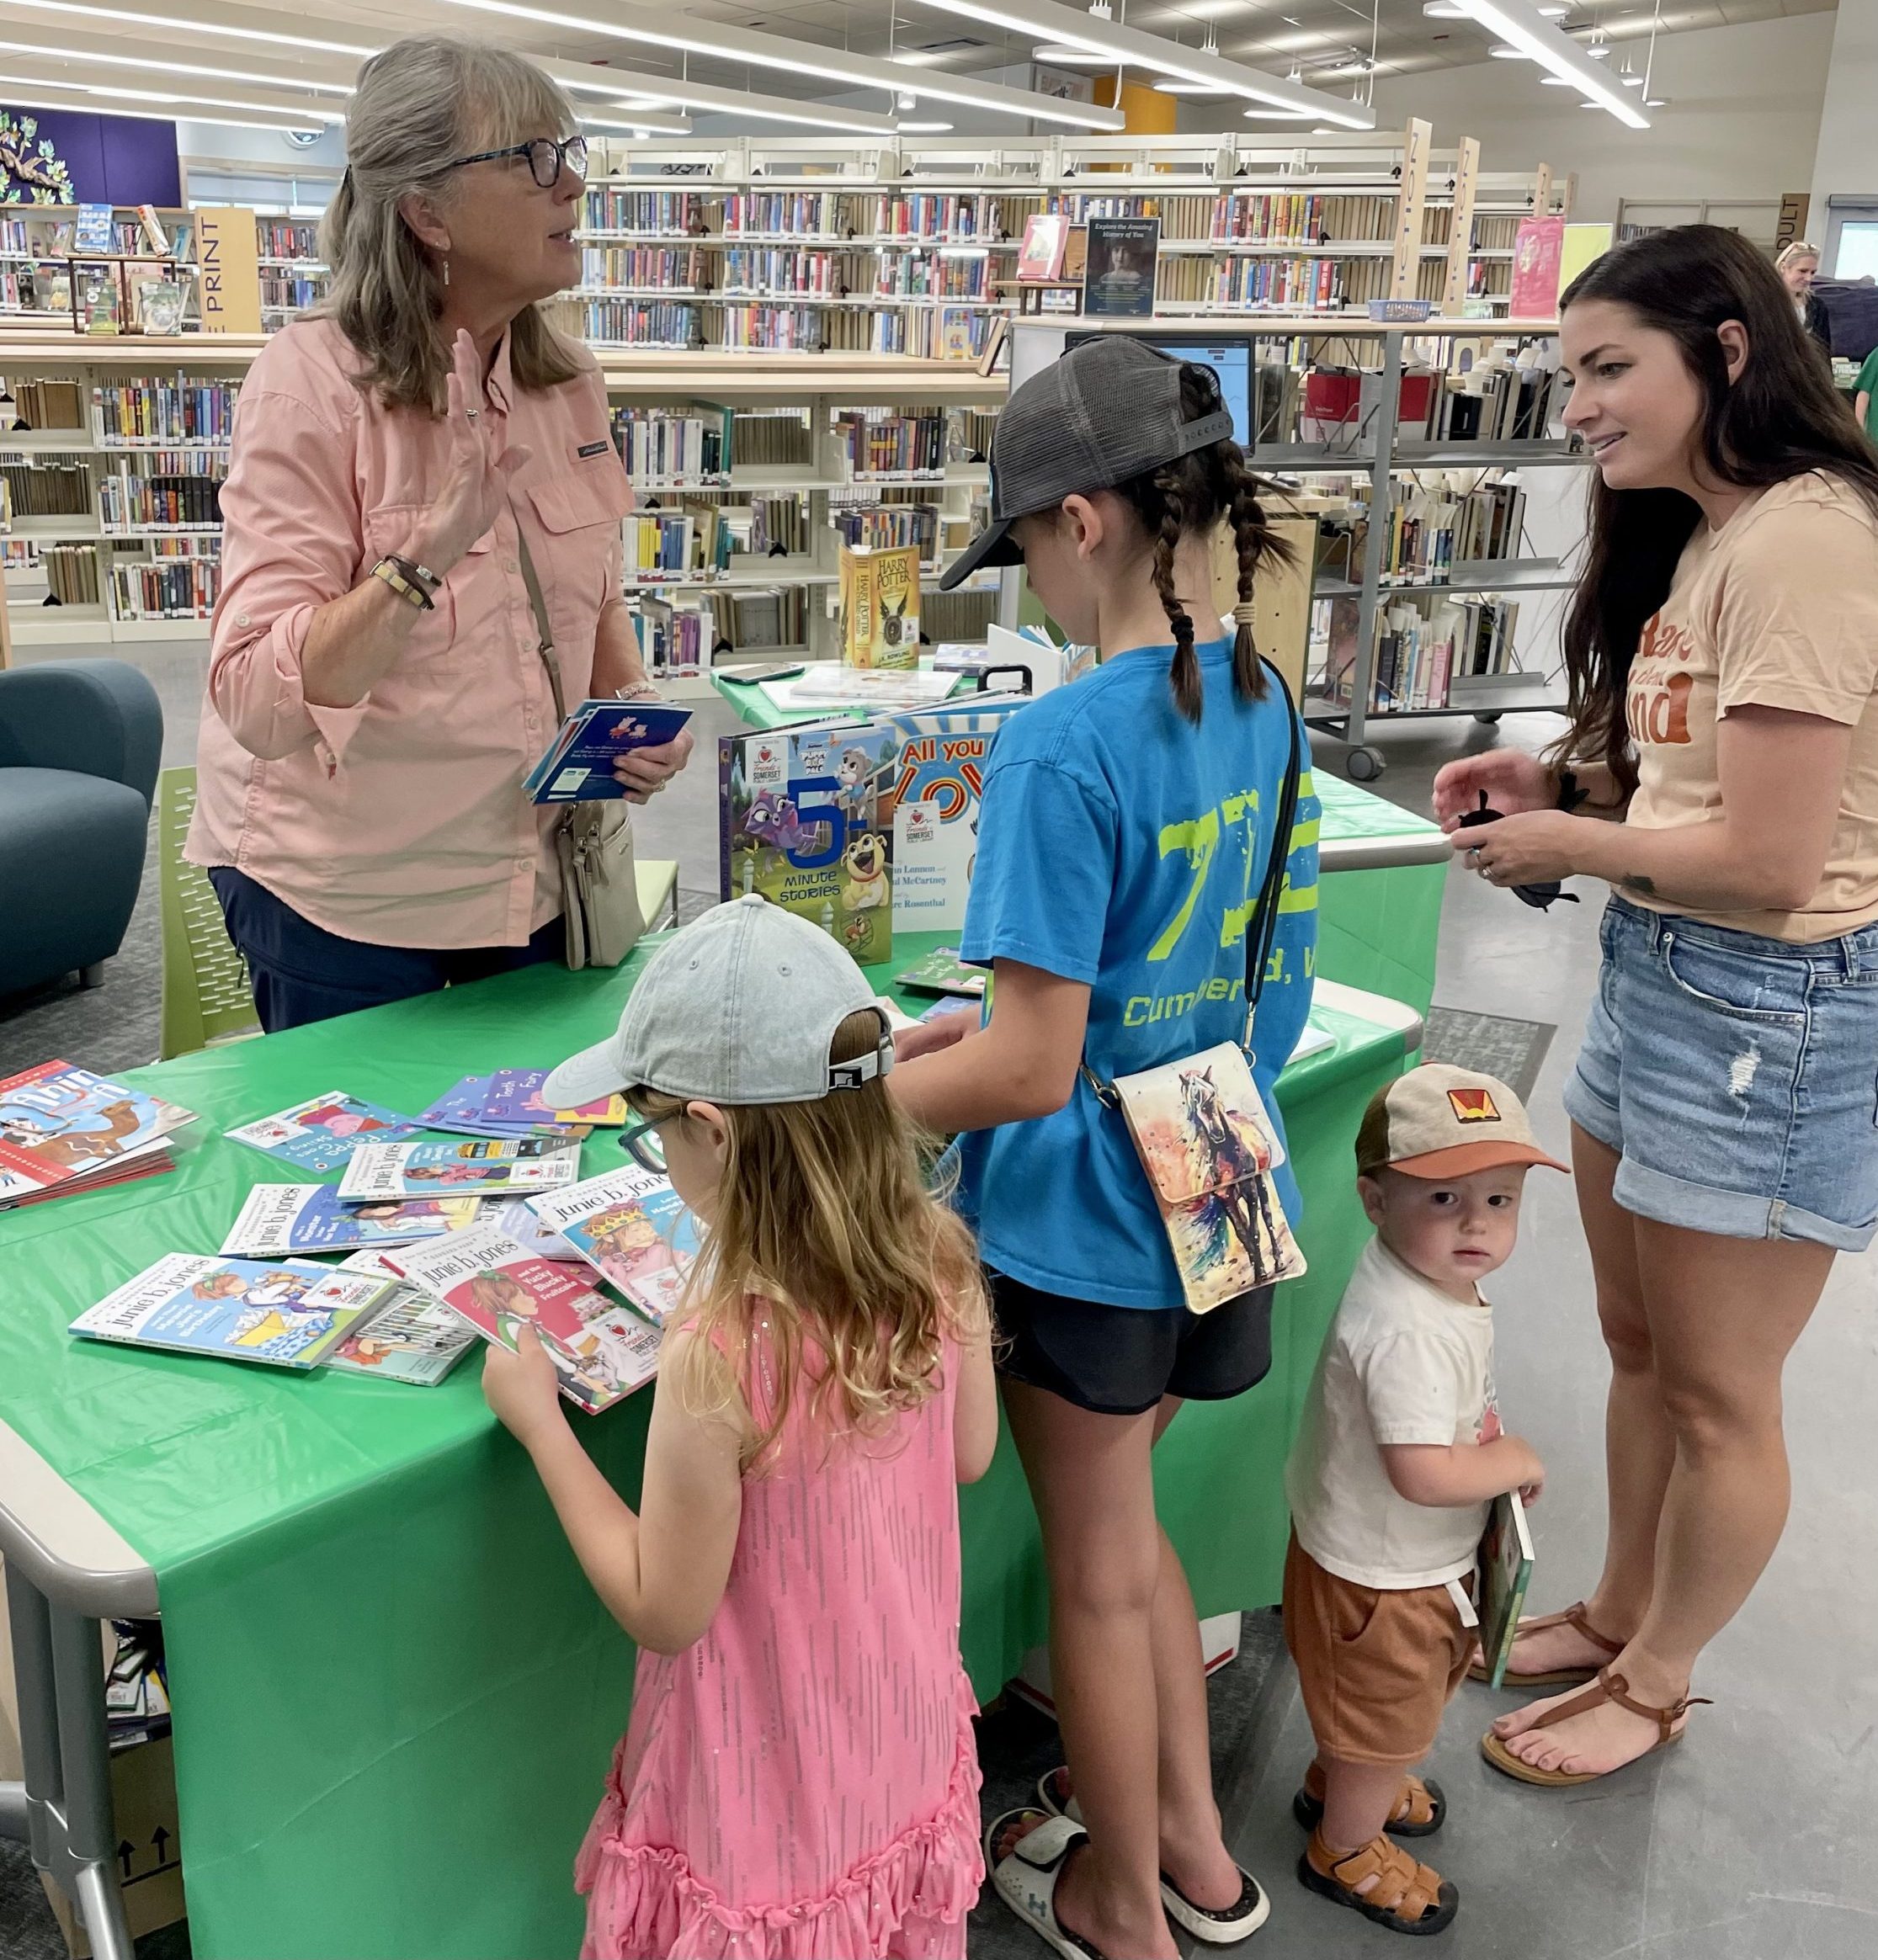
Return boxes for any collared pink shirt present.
[186,315,630,948]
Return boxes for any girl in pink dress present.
[482,897,998,1959]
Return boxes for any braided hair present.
[1109,362,1290,723]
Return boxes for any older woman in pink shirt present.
[188,36,691,1030]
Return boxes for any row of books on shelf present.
[583,189,706,235]
[612,401,732,481]
[580,245,710,291]
[8,377,87,431]
[110,557,219,619]
[95,379,239,446]
[831,502,939,558]
[1326,592,1524,714]
[0,458,91,515]
[630,584,811,671]
[875,256,992,300]
[257,219,322,260]
[1376,480,1528,581]
[624,504,735,580]
[40,543,99,604]
[259,274,327,312]
[574,297,699,348]
[833,407,949,479]
[1194,257,1343,311]
[721,247,848,296]
[98,469,224,529]
[871,306,989,360]
[746,494,810,554]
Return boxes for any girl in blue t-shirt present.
[891,337,1319,1960]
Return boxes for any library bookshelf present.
[0,337,1006,696]
[1012,315,1592,781]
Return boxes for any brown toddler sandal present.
[1297,1827,1458,1936]
[1480,1667,1713,1787]
[1467,1601,1623,1688]
[1292,1767,1445,1838]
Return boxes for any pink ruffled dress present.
[576,1328,982,1959]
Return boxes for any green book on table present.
[894,947,987,997]
[1476,1488,1535,1690]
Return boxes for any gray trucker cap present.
[542,895,893,1110]
[939,335,1233,590]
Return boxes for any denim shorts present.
[1563,895,1878,1251]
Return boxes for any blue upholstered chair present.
[0,659,162,997]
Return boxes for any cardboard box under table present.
[0,941,1423,1960]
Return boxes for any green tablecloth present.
[0,938,1417,1959]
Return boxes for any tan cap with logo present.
[1355,1063,1569,1180]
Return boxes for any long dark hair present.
[1557,225,1878,789]
[1109,362,1290,722]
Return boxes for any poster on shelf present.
[1508,217,1567,319]
[1083,216,1160,319]
[194,205,263,334]
[1559,223,1615,295]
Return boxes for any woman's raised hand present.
[417,329,534,573]
[1430,747,1556,832]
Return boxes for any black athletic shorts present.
[987,1269,1275,1418]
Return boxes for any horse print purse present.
[1083,663,1307,1314]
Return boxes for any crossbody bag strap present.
[1080,658,1304,1109]
[513,528,567,725]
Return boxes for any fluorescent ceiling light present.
[1488,45,1528,57]
[1032,41,1114,63]
[0,35,353,95]
[0,77,318,131]
[0,72,343,120]
[911,0,1375,126]
[1535,3,1568,12]
[1447,0,1647,126]
[1423,1,1467,13]
[435,0,1125,129]
[1643,94,1668,105]
[0,0,832,136]
[897,120,956,130]
[1539,72,1573,82]
[1154,77,1232,94]
[1242,105,1311,119]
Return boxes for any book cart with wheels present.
[1013,316,1593,783]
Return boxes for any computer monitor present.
[1065,329,1253,448]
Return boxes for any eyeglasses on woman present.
[446,134,588,189]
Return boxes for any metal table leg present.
[3,1560,136,1960]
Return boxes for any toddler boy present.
[1282,1064,1564,1936]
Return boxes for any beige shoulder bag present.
[514,532,647,969]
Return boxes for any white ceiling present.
[0,0,1836,126]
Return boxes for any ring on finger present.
[465,406,480,420]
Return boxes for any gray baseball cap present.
[542,895,894,1109]
[939,335,1234,590]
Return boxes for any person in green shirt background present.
[1856,344,1878,443]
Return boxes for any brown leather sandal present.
[1297,1827,1458,1936]
[1293,1766,1445,1839]
[1466,1600,1624,1688]
[1480,1667,1713,1787]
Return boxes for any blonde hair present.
[318,34,586,413]
[1775,241,1821,270]
[628,1010,988,1469]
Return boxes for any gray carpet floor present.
[1419,1007,1555,1106]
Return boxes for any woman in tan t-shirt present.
[1433,226,1878,1790]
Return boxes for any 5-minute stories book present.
[71,1254,396,1371]
[337,1136,583,1203]
[388,1224,662,1414]
[1476,1488,1535,1690]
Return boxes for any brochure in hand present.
[224,1092,423,1173]
[70,1254,396,1371]
[524,699,694,804]
[1476,1489,1536,1690]
[387,1224,662,1413]
[0,1060,194,1207]
[221,1183,483,1258]
[337,1136,584,1203]
[526,1165,699,1326]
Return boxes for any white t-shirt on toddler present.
[1284,1235,1499,1591]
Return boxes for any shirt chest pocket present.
[360,502,488,661]
[525,470,630,645]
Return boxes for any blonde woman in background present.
[1775,240,1833,358]
[188,35,692,1032]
